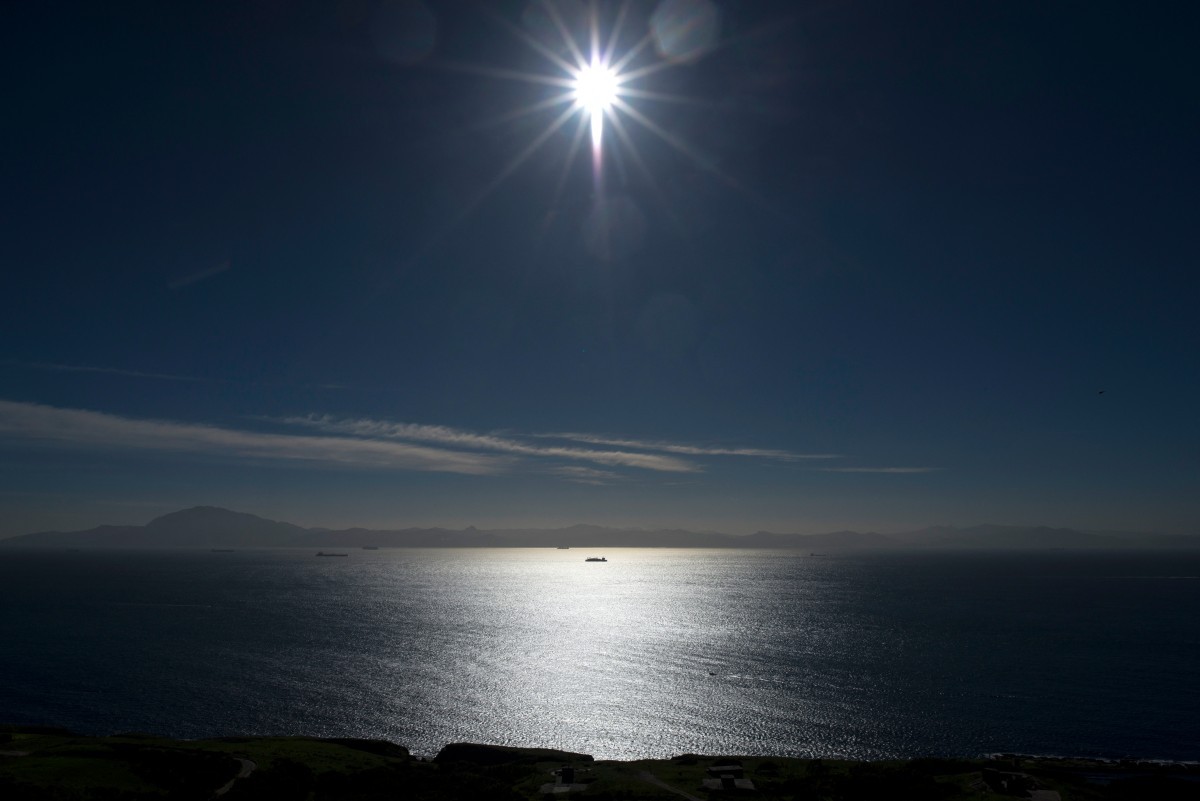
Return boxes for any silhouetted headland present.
[1,726,1196,800]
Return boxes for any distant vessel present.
[211,549,234,553]
[584,557,607,562]
[362,546,379,550]
[556,546,570,550]
[316,552,348,557]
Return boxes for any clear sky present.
[2,0,1197,538]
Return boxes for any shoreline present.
[5,723,1197,767]
[3,725,1198,801]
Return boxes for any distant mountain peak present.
[146,506,273,527]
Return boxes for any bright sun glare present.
[573,60,620,147]
[573,61,619,116]
[429,1,742,248]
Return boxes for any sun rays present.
[417,0,740,258]
[481,0,666,188]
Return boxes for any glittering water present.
[1,548,1197,760]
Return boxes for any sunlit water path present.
[1,548,1197,760]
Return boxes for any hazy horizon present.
[3,501,1193,544]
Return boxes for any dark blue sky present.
[2,0,1197,537]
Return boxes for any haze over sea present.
[2,548,1197,761]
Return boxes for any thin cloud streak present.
[169,259,232,289]
[0,400,502,475]
[549,466,625,485]
[280,415,699,473]
[821,467,943,474]
[5,361,365,393]
[7,361,210,383]
[534,431,839,460]
[2,401,916,480]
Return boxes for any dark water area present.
[1,548,1197,760]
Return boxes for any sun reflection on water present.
[4,549,1196,761]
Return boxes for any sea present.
[1,548,1197,761]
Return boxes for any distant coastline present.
[2,505,1198,551]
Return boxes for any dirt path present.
[213,758,256,797]
[638,770,705,801]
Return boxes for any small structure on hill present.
[982,768,1059,800]
[539,763,592,795]
[701,760,755,792]
[708,764,744,779]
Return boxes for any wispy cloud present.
[280,415,700,473]
[821,467,943,474]
[169,259,232,289]
[549,466,626,485]
[0,401,908,482]
[4,361,365,393]
[0,400,502,474]
[533,431,839,461]
[5,361,209,383]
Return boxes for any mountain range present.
[3,506,1198,550]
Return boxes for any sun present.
[573,60,619,116]
[415,1,750,258]
[572,59,620,146]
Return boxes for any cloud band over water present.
[0,401,940,479]
[280,415,699,472]
[0,401,501,475]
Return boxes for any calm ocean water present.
[1,548,1197,760]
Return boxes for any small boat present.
[316,552,348,557]
[362,546,379,550]
[584,556,607,562]
[556,546,570,549]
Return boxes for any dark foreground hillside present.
[1,726,1196,800]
